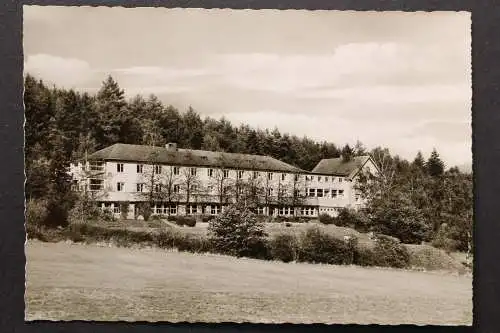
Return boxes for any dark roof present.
[311,156,372,177]
[88,143,306,173]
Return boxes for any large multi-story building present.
[69,142,378,219]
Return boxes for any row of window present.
[102,202,319,217]
[306,175,345,183]
[118,182,298,196]
[307,188,345,198]
[116,163,302,181]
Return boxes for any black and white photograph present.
[24,6,472,325]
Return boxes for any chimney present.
[166,142,178,151]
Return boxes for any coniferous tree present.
[94,75,127,147]
[426,149,445,177]
[412,151,426,171]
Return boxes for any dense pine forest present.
[24,74,473,252]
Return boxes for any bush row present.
[268,227,410,268]
[28,223,410,269]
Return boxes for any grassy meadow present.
[25,240,472,324]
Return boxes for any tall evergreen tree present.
[412,151,425,171]
[94,75,127,147]
[426,149,445,177]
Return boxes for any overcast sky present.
[23,6,471,167]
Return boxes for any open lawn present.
[25,241,472,324]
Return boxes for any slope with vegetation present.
[24,74,473,258]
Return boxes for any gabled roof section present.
[311,155,374,178]
[88,143,306,173]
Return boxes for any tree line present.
[24,74,472,253]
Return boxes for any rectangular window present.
[155,184,161,193]
[137,164,143,173]
[173,166,180,175]
[223,170,229,178]
[257,207,266,215]
[174,184,180,193]
[113,204,120,214]
[190,167,197,176]
[268,172,273,180]
[170,205,177,215]
[308,188,315,197]
[154,165,162,174]
[325,177,329,182]
[117,163,124,173]
[268,188,274,196]
[253,171,259,179]
[237,170,244,179]
[339,177,343,183]
[187,205,196,215]
[338,190,344,197]
[317,189,323,197]
[294,174,299,181]
[318,176,322,182]
[332,189,338,198]
[211,205,219,215]
[324,189,330,197]
[136,183,144,192]
[208,168,214,177]
[117,182,124,191]
[281,173,286,181]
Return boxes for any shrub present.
[269,234,299,262]
[333,208,372,232]
[369,195,431,244]
[26,199,49,232]
[173,216,197,227]
[372,235,410,268]
[176,234,212,253]
[284,222,292,227]
[431,223,461,253]
[297,226,355,265]
[201,215,214,223]
[208,204,268,259]
[182,216,197,227]
[154,229,180,249]
[318,213,334,225]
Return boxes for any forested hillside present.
[24,74,473,252]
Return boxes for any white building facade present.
[69,143,378,219]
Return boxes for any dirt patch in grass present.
[25,241,472,324]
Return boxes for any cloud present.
[210,41,469,95]
[24,54,95,87]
